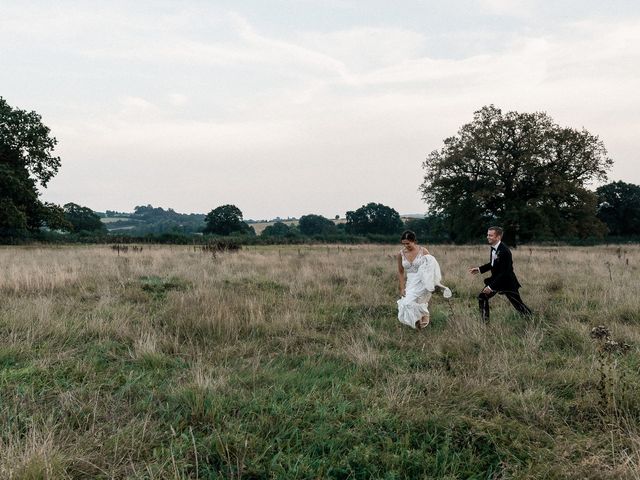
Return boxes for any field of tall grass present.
[1,243,639,479]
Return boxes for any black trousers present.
[478,287,532,323]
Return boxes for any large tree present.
[345,202,404,235]
[596,181,640,236]
[261,221,294,237]
[1,97,66,237]
[298,214,336,236]
[204,204,254,236]
[420,106,612,244]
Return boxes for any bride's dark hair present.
[401,230,417,242]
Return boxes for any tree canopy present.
[64,203,106,233]
[420,106,612,244]
[403,215,450,243]
[261,221,294,237]
[1,97,64,237]
[204,204,254,236]
[596,181,640,236]
[345,203,404,235]
[298,214,336,236]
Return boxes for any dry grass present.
[0,243,639,478]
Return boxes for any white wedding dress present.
[397,249,451,329]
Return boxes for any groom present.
[468,226,532,323]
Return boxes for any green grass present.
[0,244,639,478]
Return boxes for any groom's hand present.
[468,267,480,275]
[482,286,492,294]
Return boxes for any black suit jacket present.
[479,242,522,292]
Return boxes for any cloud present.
[478,0,535,17]
[297,27,427,72]
[224,12,355,82]
[2,2,638,216]
[167,93,188,107]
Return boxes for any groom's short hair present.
[488,226,504,237]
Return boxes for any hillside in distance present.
[99,205,207,235]
[99,205,300,236]
[99,205,424,236]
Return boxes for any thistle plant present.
[589,325,631,413]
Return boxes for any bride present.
[397,230,450,330]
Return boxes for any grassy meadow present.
[1,243,639,479]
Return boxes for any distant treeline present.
[2,194,640,246]
[3,205,639,247]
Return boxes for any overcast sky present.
[2,1,639,219]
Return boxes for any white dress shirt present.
[491,241,501,266]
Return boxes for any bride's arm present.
[397,253,406,296]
